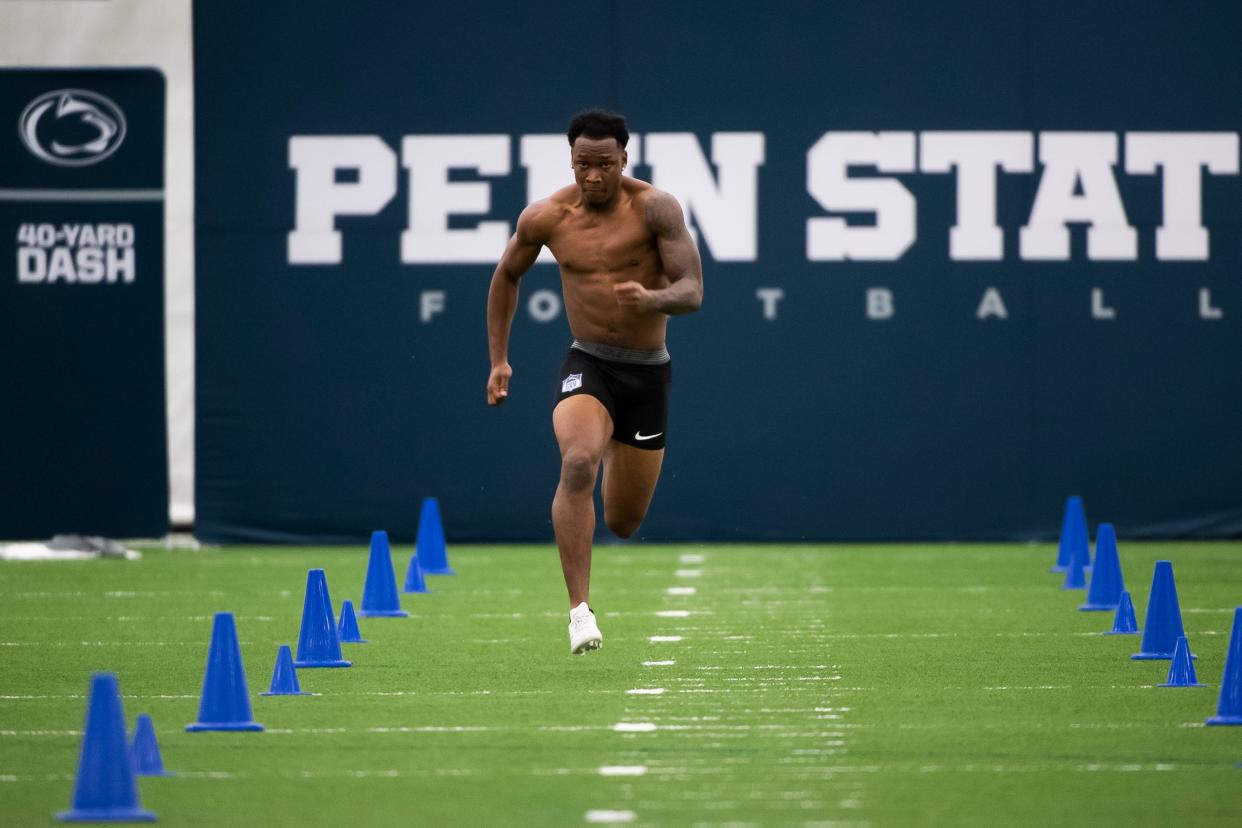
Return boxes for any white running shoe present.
[568,602,603,654]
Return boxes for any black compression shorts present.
[553,342,672,450]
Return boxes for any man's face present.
[571,136,626,205]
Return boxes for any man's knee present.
[604,508,643,539]
[559,451,598,494]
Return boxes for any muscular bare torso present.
[542,178,669,349]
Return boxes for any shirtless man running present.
[486,109,704,654]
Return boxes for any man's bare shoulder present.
[635,186,686,233]
[517,194,573,242]
[623,176,655,197]
[547,183,585,206]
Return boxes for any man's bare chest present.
[547,214,656,274]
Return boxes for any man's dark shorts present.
[552,340,672,450]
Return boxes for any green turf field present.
[2,542,1240,826]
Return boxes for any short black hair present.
[567,109,629,148]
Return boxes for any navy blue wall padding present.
[193,2,1242,543]
[0,68,168,540]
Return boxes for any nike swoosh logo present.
[634,431,663,441]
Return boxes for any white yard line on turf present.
[912,763,1179,773]
[368,725,493,733]
[10,590,229,598]
[0,641,256,647]
[3,615,277,622]
[0,730,81,737]
[983,685,1071,691]
[598,766,648,776]
[593,555,700,818]
[263,726,496,735]
[585,810,636,823]
[612,722,658,732]
[678,553,705,564]
[3,768,450,782]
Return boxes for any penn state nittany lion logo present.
[19,89,127,167]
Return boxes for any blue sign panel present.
[0,68,168,539]
[193,2,1242,542]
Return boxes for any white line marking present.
[914,763,1180,773]
[0,641,253,648]
[343,770,400,778]
[585,811,636,823]
[612,722,657,732]
[12,590,226,599]
[0,188,165,202]
[0,615,279,624]
[679,553,705,564]
[642,660,675,666]
[626,688,665,695]
[598,766,647,776]
[367,726,492,733]
[0,768,478,782]
[0,730,80,737]
[674,569,701,578]
[666,587,696,595]
[983,686,1070,691]
[178,771,241,779]
[0,696,83,700]
[654,610,690,618]
[262,725,495,735]
[649,636,683,643]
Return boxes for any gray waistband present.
[571,339,670,365]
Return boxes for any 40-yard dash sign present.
[0,68,168,540]
[16,222,136,284]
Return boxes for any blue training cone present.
[338,600,367,643]
[1132,560,1194,661]
[1061,524,1088,590]
[130,713,173,776]
[1105,590,1140,635]
[1159,636,1205,687]
[295,569,351,668]
[1052,495,1087,573]
[1080,523,1125,610]
[57,673,156,822]
[1207,607,1242,726]
[417,497,455,575]
[403,552,428,594]
[262,644,310,696]
[360,530,408,618]
[187,612,264,731]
